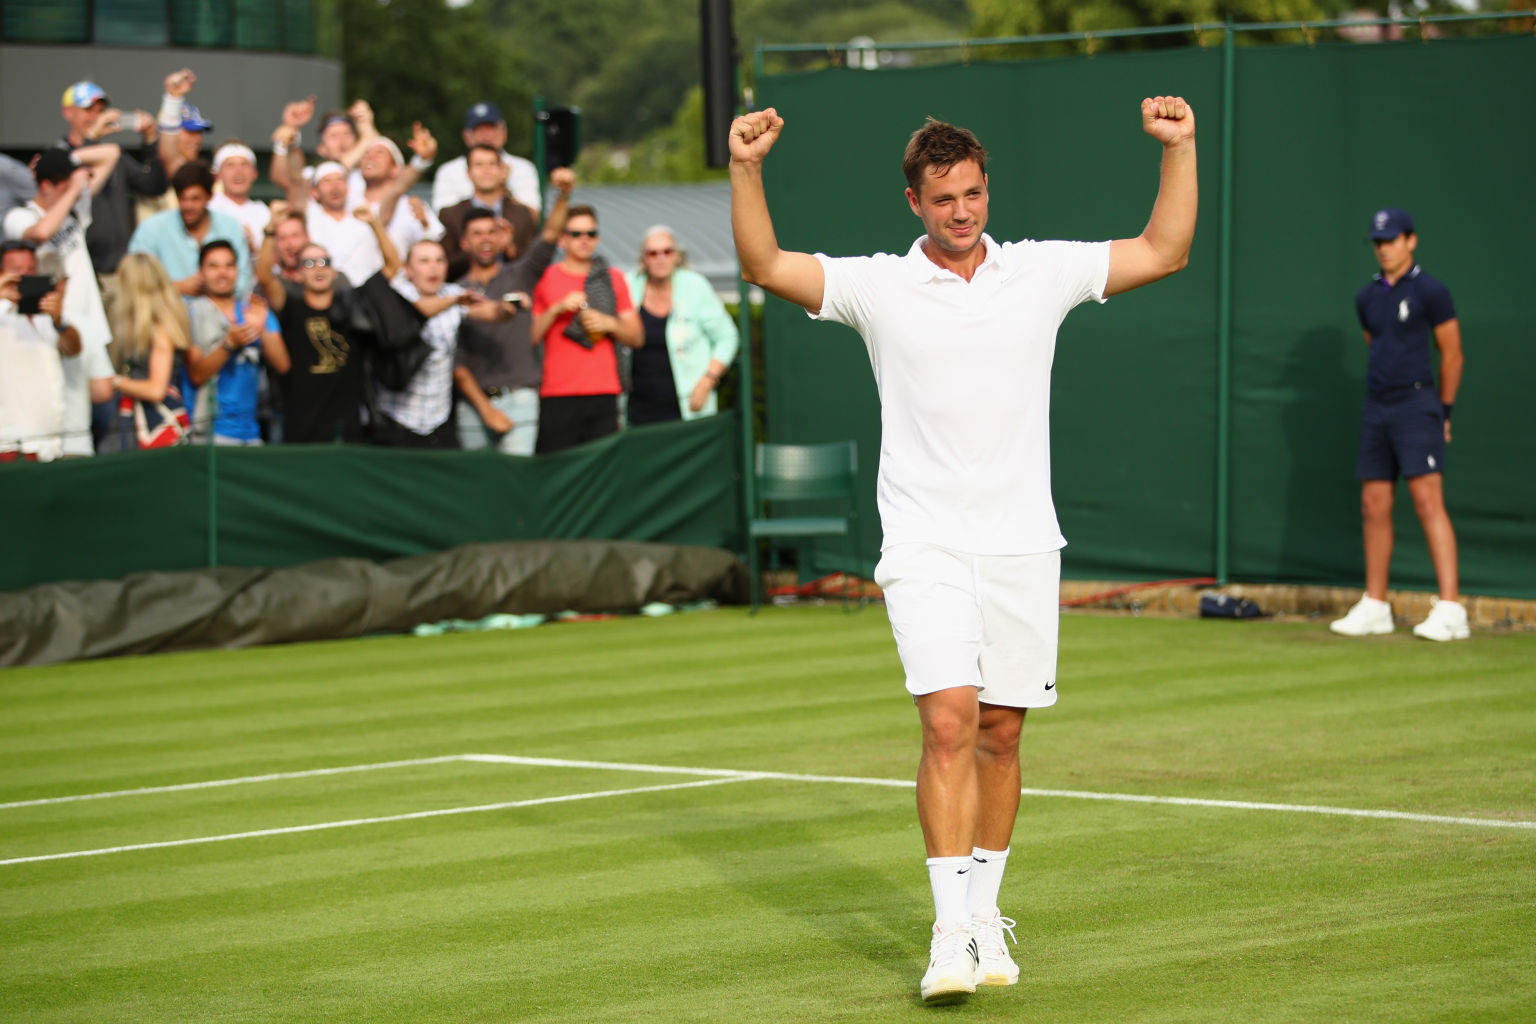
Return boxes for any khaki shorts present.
[874,544,1061,708]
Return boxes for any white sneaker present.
[1413,599,1470,642]
[920,922,978,1003]
[1330,595,1394,636]
[971,910,1019,986]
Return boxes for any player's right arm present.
[729,108,824,314]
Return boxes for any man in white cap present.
[431,102,541,215]
[208,141,270,255]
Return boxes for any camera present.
[501,292,530,309]
[17,275,55,316]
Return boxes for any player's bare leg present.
[915,687,981,1001]
[970,703,1025,985]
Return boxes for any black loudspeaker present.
[537,107,581,173]
[700,0,736,168]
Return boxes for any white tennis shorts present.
[874,543,1061,708]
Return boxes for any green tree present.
[340,0,532,157]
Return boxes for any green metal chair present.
[748,440,861,613]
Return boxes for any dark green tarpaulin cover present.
[0,540,748,667]
[2,413,744,593]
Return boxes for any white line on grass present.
[0,756,471,809]
[462,754,1536,831]
[4,754,1530,868]
[0,775,759,867]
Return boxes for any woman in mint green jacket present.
[624,226,739,425]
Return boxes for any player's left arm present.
[1105,97,1197,298]
[1433,318,1462,443]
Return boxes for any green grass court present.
[2,607,1532,1022]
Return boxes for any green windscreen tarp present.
[758,35,1535,599]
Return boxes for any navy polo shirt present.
[1355,265,1456,398]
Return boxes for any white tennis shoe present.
[1330,595,1394,636]
[1413,598,1470,642]
[920,921,979,1003]
[971,910,1020,986]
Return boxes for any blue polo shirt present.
[1354,265,1455,399]
[128,207,253,298]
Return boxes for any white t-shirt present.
[305,205,383,286]
[430,152,541,214]
[208,193,271,250]
[0,302,66,460]
[812,234,1110,555]
[3,195,115,456]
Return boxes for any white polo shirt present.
[306,205,383,287]
[812,234,1109,556]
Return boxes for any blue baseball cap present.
[62,81,109,108]
[179,103,214,133]
[1368,208,1414,240]
[464,102,503,129]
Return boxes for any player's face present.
[200,248,238,298]
[1373,233,1416,277]
[906,159,989,256]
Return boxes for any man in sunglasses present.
[256,207,401,444]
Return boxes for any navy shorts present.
[1356,387,1445,481]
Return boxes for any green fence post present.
[1214,18,1236,585]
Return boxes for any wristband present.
[158,92,183,132]
[1442,402,1454,420]
[408,154,433,173]
[271,139,289,157]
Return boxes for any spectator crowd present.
[0,70,740,461]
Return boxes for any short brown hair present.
[902,118,987,196]
[566,204,597,225]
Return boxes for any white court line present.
[3,753,1531,868]
[463,754,1536,832]
[0,776,759,867]
[0,756,469,810]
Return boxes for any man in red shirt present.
[530,204,641,454]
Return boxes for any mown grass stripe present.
[0,776,758,867]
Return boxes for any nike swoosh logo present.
[1043,682,1055,690]
[956,867,970,875]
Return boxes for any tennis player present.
[729,98,1197,1002]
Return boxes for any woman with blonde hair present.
[95,252,204,450]
[624,225,739,426]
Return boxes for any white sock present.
[967,846,1009,918]
[926,856,972,927]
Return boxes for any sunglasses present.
[644,248,676,257]
[565,229,598,239]
[301,257,332,269]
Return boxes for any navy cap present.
[1368,207,1414,240]
[464,102,503,129]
